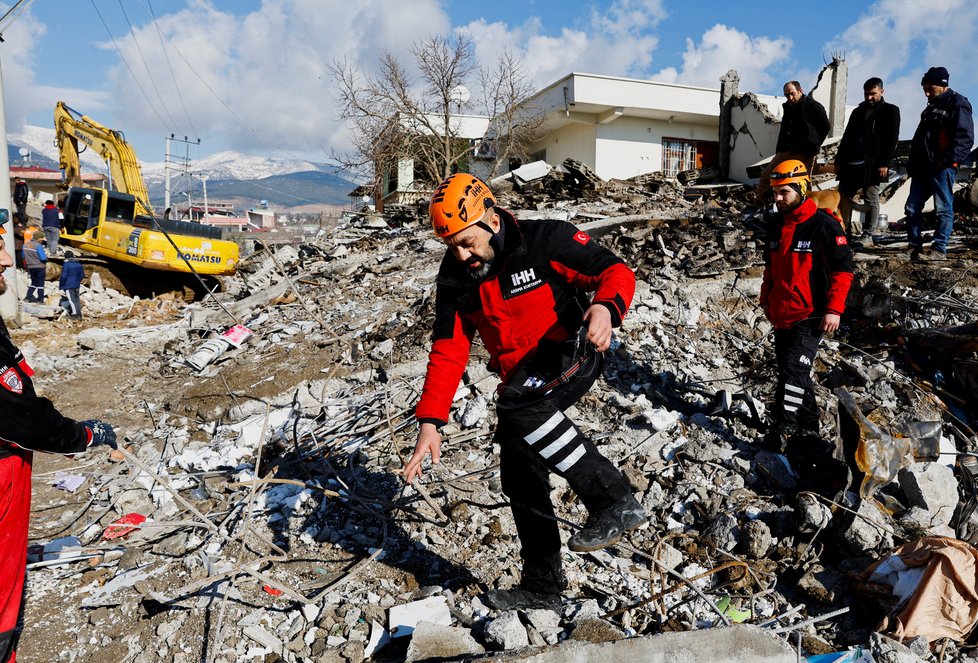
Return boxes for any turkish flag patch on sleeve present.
[835,236,848,246]
[573,231,591,245]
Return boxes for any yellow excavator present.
[54,101,239,281]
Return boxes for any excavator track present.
[50,252,222,302]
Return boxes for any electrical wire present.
[0,0,35,35]
[88,0,172,131]
[103,0,345,208]
[116,0,179,130]
[145,0,199,140]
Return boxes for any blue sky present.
[2,0,977,162]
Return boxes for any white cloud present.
[80,0,452,158]
[0,10,51,130]
[452,0,667,97]
[826,0,978,136]
[653,24,792,91]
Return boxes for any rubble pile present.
[14,174,978,663]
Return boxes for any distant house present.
[522,72,724,180]
[9,165,106,204]
[378,113,491,210]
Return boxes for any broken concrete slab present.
[898,463,958,529]
[465,625,796,662]
[405,621,485,662]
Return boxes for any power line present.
[145,0,199,140]
[116,0,179,131]
[100,1,343,207]
[0,0,36,35]
[88,0,172,131]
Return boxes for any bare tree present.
[330,35,477,201]
[330,35,546,200]
[478,49,547,179]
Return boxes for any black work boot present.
[482,559,565,611]
[567,493,647,553]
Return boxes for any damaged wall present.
[724,58,851,184]
[726,93,782,183]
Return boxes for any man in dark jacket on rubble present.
[0,225,116,663]
[757,81,831,201]
[835,77,901,239]
[404,173,647,610]
[905,66,975,260]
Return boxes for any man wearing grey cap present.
[905,66,974,260]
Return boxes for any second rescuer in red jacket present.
[404,173,647,611]
[761,160,854,449]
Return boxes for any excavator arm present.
[54,101,154,217]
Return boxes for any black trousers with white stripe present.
[773,317,822,433]
[495,352,632,577]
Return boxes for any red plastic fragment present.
[262,584,284,596]
[102,513,147,540]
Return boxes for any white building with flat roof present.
[524,72,726,180]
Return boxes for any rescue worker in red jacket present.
[760,160,854,449]
[404,173,647,610]
[0,226,116,663]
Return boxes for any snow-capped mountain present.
[8,124,355,208]
[10,124,336,183]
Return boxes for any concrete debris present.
[12,162,978,663]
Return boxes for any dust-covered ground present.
[9,182,978,663]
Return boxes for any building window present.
[661,138,698,178]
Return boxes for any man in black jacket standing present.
[12,179,28,226]
[835,77,900,240]
[905,66,974,261]
[757,81,831,202]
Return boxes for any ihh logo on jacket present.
[504,267,544,298]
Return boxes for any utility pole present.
[165,134,200,217]
[201,174,208,223]
[0,50,20,322]
[164,134,172,213]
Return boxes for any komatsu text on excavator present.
[54,101,238,279]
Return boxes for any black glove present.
[82,420,117,449]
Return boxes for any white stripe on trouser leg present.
[784,404,798,412]
[555,444,586,472]
[539,428,577,459]
[524,411,564,445]
[784,384,805,395]
[784,394,804,405]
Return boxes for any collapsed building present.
[9,144,978,662]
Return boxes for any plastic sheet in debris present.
[860,536,978,643]
[185,324,254,371]
[835,388,912,500]
[26,536,82,563]
[52,472,86,492]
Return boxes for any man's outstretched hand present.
[82,420,117,449]
[403,422,441,484]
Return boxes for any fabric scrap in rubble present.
[860,536,978,643]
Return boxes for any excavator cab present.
[63,188,101,236]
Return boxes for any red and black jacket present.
[416,209,635,425]
[760,197,854,330]
[0,319,91,459]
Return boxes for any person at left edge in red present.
[0,225,116,663]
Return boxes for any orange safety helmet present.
[429,173,496,238]
[769,159,810,197]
